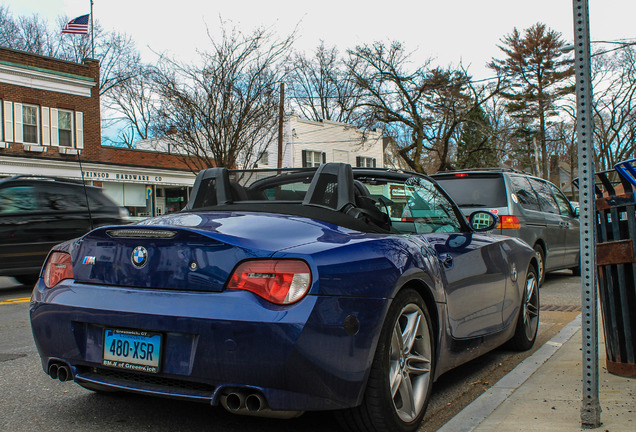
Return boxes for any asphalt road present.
[0,272,582,432]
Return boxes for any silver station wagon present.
[432,169,580,285]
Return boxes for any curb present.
[437,314,582,432]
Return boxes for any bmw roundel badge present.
[131,246,149,268]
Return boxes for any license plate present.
[103,328,162,373]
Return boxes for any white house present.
[256,115,385,169]
[136,115,397,170]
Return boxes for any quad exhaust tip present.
[220,390,303,419]
[48,362,72,382]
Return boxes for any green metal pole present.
[572,0,601,428]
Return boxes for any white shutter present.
[0,101,3,142]
[13,103,23,143]
[50,108,59,147]
[41,107,50,146]
[75,111,84,149]
[3,101,12,142]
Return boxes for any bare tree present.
[347,41,499,173]
[0,6,17,47]
[481,96,520,166]
[0,8,57,56]
[0,8,141,98]
[590,47,636,170]
[287,42,363,124]
[52,17,142,96]
[151,25,294,171]
[102,64,157,148]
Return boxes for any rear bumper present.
[29,280,389,411]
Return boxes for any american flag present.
[62,14,89,35]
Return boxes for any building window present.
[58,110,73,147]
[356,156,377,168]
[23,105,39,144]
[302,150,325,167]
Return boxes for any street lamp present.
[561,39,636,56]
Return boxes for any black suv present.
[0,176,128,285]
[432,169,579,284]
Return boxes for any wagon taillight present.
[227,260,311,305]
[497,215,521,229]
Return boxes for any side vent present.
[106,229,178,239]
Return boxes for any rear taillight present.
[227,260,311,305]
[43,252,74,288]
[497,215,521,229]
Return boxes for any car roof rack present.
[432,167,531,175]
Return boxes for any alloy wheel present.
[389,303,432,422]
[522,271,539,341]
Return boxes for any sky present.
[3,0,636,79]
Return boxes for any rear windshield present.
[434,175,508,208]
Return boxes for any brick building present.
[0,47,196,218]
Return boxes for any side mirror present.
[469,211,499,232]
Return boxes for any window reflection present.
[356,177,462,234]
[0,186,37,213]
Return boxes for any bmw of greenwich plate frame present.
[103,328,162,373]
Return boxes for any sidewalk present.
[439,315,636,432]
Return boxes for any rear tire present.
[509,266,540,351]
[336,289,435,432]
[571,254,581,276]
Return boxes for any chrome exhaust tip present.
[57,365,71,382]
[48,363,59,380]
[219,390,303,419]
[223,392,246,412]
[245,393,266,412]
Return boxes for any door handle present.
[438,253,453,269]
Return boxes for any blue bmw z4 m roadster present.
[30,163,539,432]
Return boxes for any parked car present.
[432,169,580,284]
[0,175,128,285]
[30,164,539,432]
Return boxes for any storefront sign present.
[116,173,150,181]
[84,171,110,179]
[83,171,165,183]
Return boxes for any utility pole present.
[278,83,285,169]
[572,0,601,428]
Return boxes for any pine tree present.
[489,23,574,178]
[455,106,498,169]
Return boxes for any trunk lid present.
[71,211,343,291]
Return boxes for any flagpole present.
[90,0,94,58]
